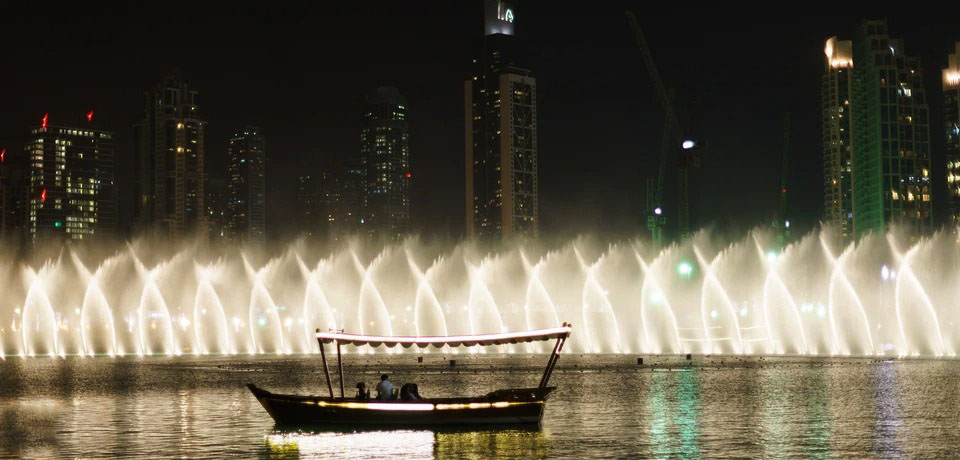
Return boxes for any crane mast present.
[626,10,700,244]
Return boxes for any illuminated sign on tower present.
[484,0,515,36]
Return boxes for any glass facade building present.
[134,72,207,238]
[822,37,854,239]
[466,0,538,240]
[24,117,116,241]
[850,20,931,238]
[226,127,266,245]
[360,87,411,240]
[944,43,960,225]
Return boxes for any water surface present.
[1,354,958,458]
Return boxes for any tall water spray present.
[0,228,957,358]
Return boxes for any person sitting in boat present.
[376,374,394,401]
[356,382,370,400]
[400,383,422,401]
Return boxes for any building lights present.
[946,71,960,88]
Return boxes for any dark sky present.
[1,3,957,242]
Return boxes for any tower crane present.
[774,112,791,249]
[625,10,703,245]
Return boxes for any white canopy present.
[316,326,572,348]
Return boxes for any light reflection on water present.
[263,430,435,460]
[0,355,958,458]
[261,428,547,460]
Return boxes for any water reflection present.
[759,368,791,457]
[0,356,955,458]
[262,430,434,459]
[801,366,831,459]
[260,426,546,460]
[646,369,701,459]
[872,361,903,457]
[675,369,701,458]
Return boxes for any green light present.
[766,250,778,263]
[54,221,62,228]
[677,262,693,277]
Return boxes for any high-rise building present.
[850,20,931,238]
[944,42,960,225]
[0,148,7,237]
[0,146,28,240]
[823,37,855,239]
[205,176,227,240]
[23,114,116,241]
[466,0,538,240]
[296,172,319,237]
[323,160,363,238]
[133,72,207,238]
[360,87,411,239]
[226,127,266,245]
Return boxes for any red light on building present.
[41,188,47,203]
[405,172,412,178]
[1,148,5,164]
[41,113,48,129]
[87,110,94,122]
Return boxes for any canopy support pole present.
[336,340,345,398]
[318,338,335,398]
[539,322,568,389]
[542,335,567,388]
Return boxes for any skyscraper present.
[322,160,363,238]
[0,146,27,240]
[0,147,8,237]
[296,161,363,240]
[296,172,319,237]
[205,176,227,240]
[226,127,266,245]
[360,87,411,239]
[823,37,854,239]
[466,0,539,240]
[850,20,931,238]
[944,42,960,225]
[133,72,207,238]
[23,114,116,241]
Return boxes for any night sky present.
[1,3,957,242]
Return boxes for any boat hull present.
[247,384,551,426]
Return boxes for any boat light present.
[305,400,536,411]
[303,400,435,411]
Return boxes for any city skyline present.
[1,5,959,244]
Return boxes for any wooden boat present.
[247,323,572,426]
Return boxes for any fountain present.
[0,226,958,358]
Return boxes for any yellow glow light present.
[946,71,960,88]
[303,400,539,411]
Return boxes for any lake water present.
[1,354,959,459]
